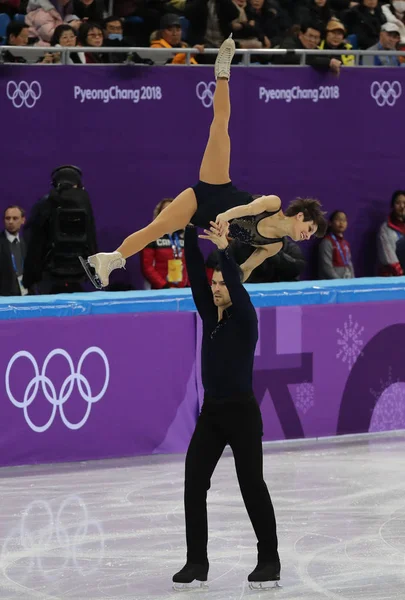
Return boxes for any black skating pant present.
[184,395,279,564]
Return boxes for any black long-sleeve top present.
[185,227,258,399]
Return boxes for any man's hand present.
[199,222,229,250]
[329,58,341,75]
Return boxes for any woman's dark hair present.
[285,197,327,237]
[51,24,76,46]
[77,21,103,46]
[326,209,347,234]
[391,190,405,208]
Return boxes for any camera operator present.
[23,165,98,294]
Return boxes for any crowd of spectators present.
[1,0,404,65]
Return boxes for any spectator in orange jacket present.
[141,199,189,289]
[150,14,204,64]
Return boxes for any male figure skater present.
[173,222,280,590]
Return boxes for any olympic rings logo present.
[6,80,42,108]
[370,81,402,107]
[1,495,104,583]
[196,81,216,108]
[5,347,109,432]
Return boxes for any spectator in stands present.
[246,0,291,46]
[294,0,336,32]
[318,210,355,279]
[73,0,103,22]
[0,206,27,297]
[273,21,342,72]
[377,190,405,277]
[342,0,386,49]
[184,0,238,49]
[230,0,269,49]
[2,22,29,62]
[0,0,21,17]
[64,13,81,29]
[329,1,360,18]
[151,13,203,63]
[140,199,189,289]
[77,20,104,62]
[102,16,152,63]
[382,0,405,42]
[26,0,73,43]
[50,23,85,62]
[363,21,400,64]
[319,18,354,65]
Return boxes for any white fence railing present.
[1,45,405,66]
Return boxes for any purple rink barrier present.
[0,312,198,467]
[1,66,404,285]
[1,292,405,467]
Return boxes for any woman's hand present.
[199,222,229,250]
[214,215,229,236]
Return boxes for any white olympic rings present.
[196,81,216,108]
[6,80,42,108]
[5,347,109,432]
[370,81,402,107]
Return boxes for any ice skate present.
[172,562,209,591]
[79,252,126,289]
[248,561,282,590]
[215,34,235,81]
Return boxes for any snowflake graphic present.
[369,368,405,432]
[336,314,364,370]
[293,381,315,414]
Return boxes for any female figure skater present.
[81,35,327,289]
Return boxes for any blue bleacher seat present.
[347,34,358,49]
[0,13,11,45]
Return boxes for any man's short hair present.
[285,197,327,238]
[103,15,123,28]
[3,205,25,218]
[213,262,244,282]
[300,21,322,35]
[6,22,29,43]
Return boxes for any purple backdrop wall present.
[1,66,404,286]
[1,302,404,467]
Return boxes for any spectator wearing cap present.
[274,21,342,73]
[150,14,203,64]
[318,18,354,66]
[342,0,386,50]
[382,1,405,44]
[363,22,401,65]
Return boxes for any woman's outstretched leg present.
[199,37,235,185]
[86,188,197,288]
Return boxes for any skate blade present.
[249,580,282,590]
[172,581,208,591]
[79,256,103,290]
